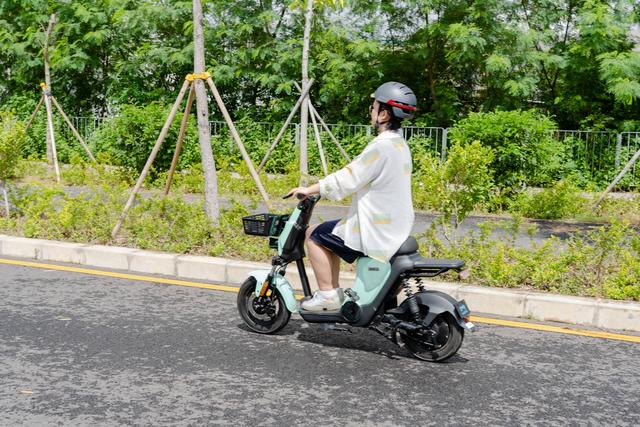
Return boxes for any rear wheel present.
[400,311,464,362]
[237,277,290,334]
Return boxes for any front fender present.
[247,270,299,313]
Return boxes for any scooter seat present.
[395,236,419,255]
[413,256,464,270]
[394,237,465,270]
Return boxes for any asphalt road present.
[1,263,639,426]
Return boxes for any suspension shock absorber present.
[402,274,422,324]
[415,276,426,293]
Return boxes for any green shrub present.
[511,178,587,220]
[418,218,640,301]
[413,141,495,241]
[89,103,200,173]
[22,115,88,163]
[449,110,570,190]
[0,111,27,180]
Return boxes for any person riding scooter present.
[286,81,418,311]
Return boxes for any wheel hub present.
[252,297,276,318]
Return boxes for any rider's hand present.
[285,186,312,200]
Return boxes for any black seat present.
[394,237,465,271]
[395,236,419,255]
[413,257,464,270]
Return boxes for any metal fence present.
[64,116,638,188]
[548,130,639,187]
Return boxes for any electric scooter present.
[237,194,475,362]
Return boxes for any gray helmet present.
[372,81,417,120]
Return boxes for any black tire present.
[237,277,290,334]
[401,312,464,362]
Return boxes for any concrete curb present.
[1,234,638,333]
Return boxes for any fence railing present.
[62,116,638,188]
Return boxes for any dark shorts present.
[310,219,365,264]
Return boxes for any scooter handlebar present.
[282,193,321,202]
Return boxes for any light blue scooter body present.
[348,257,392,305]
[248,270,299,313]
[249,256,391,314]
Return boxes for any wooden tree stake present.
[25,95,43,132]
[50,95,97,163]
[293,82,350,163]
[206,76,270,204]
[257,78,315,172]
[111,79,191,238]
[592,148,640,209]
[41,86,60,182]
[164,84,195,196]
[309,100,328,176]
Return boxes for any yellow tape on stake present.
[0,256,639,344]
[185,72,211,82]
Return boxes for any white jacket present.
[319,129,415,262]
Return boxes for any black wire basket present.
[242,213,289,237]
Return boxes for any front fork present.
[249,264,300,314]
[259,258,311,297]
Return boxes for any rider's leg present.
[306,225,339,291]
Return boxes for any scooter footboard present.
[414,291,470,330]
[247,270,299,313]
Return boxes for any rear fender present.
[408,291,469,330]
[248,270,299,313]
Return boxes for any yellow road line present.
[0,258,240,293]
[470,316,640,344]
[1,257,638,344]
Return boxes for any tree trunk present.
[193,0,219,223]
[299,0,314,183]
[44,14,56,165]
[42,86,60,182]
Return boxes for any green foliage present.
[598,51,640,106]
[413,141,494,241]
[3,157,639,301]
[0,171,274,260]
[0,111,26,180]
[89,103,200,174]
[449,110,570,189]
[1,0,639,128]
[419,219,640,301]
[511,179,587,220]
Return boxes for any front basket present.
[242,213,289,237]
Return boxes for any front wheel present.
[237,277,290,334]
[401,312,464,362]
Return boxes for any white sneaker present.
[301,288,344,312]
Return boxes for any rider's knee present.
[305,224,318,240]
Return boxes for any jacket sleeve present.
[319,144,386,201]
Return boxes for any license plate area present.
[456,300,470,318]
